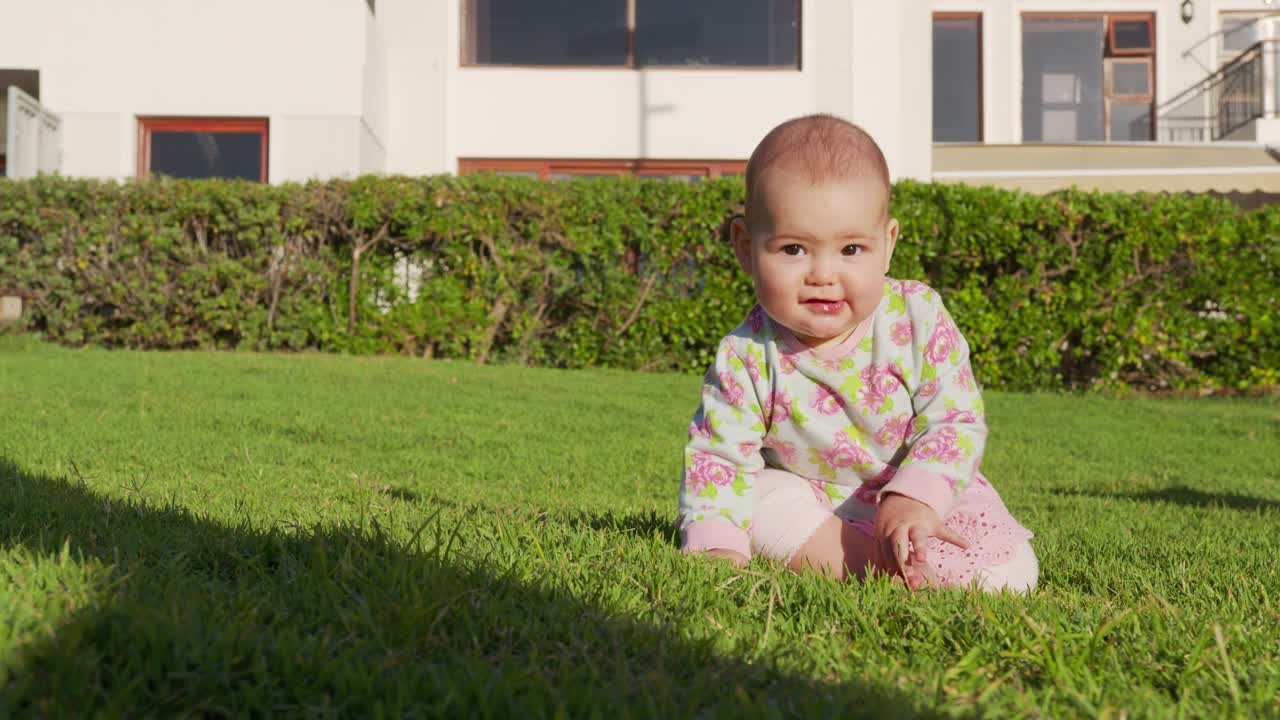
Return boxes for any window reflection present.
[150,131,263,181]
[468,0,627,66]
[933,15,982,142]
[635,0,797,67]
[1023,17,1106,142]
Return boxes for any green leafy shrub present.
[0,174,1275,391]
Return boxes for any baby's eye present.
[782,244,805,256]
[842,244,866,256]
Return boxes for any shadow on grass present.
[1052,486,1280,513]
[0,458,938,718]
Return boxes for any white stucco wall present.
[378,0,449,175]
[850,0,933,180]
[0,0,384,181]
[427,0,933,181]
[360,8,389,175]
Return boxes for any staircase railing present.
[1155,39,1278,142]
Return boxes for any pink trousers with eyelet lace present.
[748,469,1038,593]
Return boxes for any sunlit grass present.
[1,336,1278,717]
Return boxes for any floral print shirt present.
[678,278,988,556]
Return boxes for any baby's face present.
[733,168,898,351]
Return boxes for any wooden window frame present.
[1022,12,1156,142]
[1105,57,1153,101]
[932,11,984,143]
[458,158,747,180]
[137,117,269,181]
[1107,13,1155,56]
[460,0,802,71]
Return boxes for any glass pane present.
[1022,16,1105,142]
[1222,16,1262,54]
[1112,62,1150,95]
[636,0,797,67]
[1112,19,1152,51]
[933,16,981,142]
[149,131,263,181]
[471,0,626,66]
[550,173,615,180]
[496,170,539,178]
[1109,103,1151,141]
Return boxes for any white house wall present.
[2,0,1263,185]
[360,8,389,175]
[0,0,384,181]
[850,0,934,182]
[379,0,450,175]
[400,0,933,181]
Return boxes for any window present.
[1022,13,1154,142]
[636,0,797,67]
[137,117,268,181]
[458,158,746,181]
[463,0,799,68]
[465,0,628,66]
[1221,13,1278,59]
[1108,16,1154,54]
[933,13,982,142]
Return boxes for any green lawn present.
[1,336,1278,718]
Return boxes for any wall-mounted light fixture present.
[1180,0,1194,23]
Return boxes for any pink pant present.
[749,469,1038,593]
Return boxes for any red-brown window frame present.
[460,0,802,70]
[1107,13,1155,55]
[932,11,985,143]
[458,158,747,180]
[136,117,269,181]
[1104,57,1154,101]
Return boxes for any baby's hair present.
[743,114,891,226]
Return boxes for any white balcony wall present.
[0,0,384,181]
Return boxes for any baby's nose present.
[806,261,837,284]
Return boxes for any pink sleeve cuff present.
[881,466,958,519]
[681,518,751,559]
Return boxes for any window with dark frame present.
[458,158,746,181]
[932,13,983,143]
[464,0,800,68]
[138,117,268,181]
[1022,13,1154,143]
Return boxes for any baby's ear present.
[729,215,753,274]
[882,217,900,274]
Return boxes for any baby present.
[677,114,1037,592]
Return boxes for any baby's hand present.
[875,493,968,590]
[701,548,749,566]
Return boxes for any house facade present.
[2,0,1277,192]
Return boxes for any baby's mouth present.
[802,299,846,315]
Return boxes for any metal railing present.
[1155,39,1278,142]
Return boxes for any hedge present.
[0,175,1276,392]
